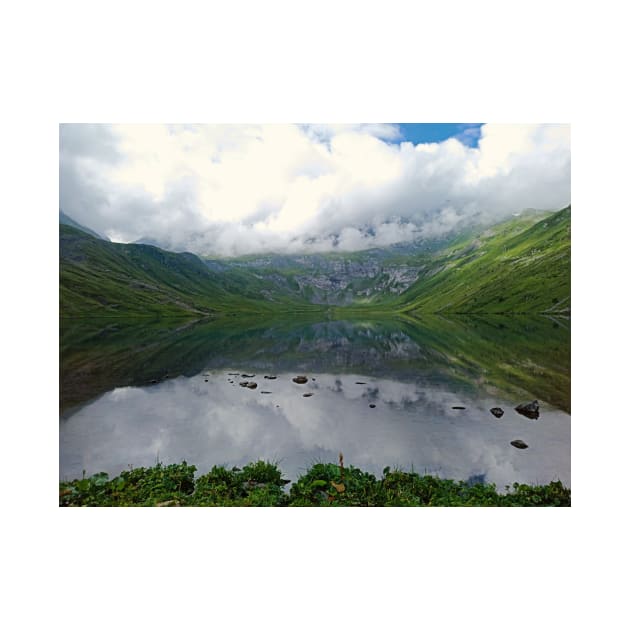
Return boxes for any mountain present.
[390,206,571,314]
[60,206,570,317]
[202,208,568,313]
[60,225,321,317]
[59,210,109,241]
[202,231,474,306]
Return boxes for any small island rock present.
[510,439,529,449]
[515,400,540,419]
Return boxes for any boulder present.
[303,393,314,397]
[515,400,540,419]
[490,407,504,418]
[510,440,528,449]
[293,376,308,384]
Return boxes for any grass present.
[59,460,571,507]
[394,207,571,314]
[60,224,325,318]
[61,206,570,317]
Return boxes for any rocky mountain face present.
[204,251,430,305]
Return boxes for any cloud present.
[59,123,570,256]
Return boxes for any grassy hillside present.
[60,206,570,316]
[389,207,571,314]
[60,225,322,317]
[59,210,108,240]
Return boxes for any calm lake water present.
[60,315,570,489]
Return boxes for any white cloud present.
[59,123,570,256]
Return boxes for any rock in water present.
[515,400,540,419]
[452,406,466,410]
[239,381,258,389]
[490,407,504,418]
[369,404,376,409]
[293,376,308,384]
[303,393,313,397]
[264,375,277,380]
[510,440,528,449]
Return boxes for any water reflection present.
[60,315,570,487]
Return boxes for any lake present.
[60,314,570,489]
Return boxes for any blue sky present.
[397,123,483,147]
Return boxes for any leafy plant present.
[60,460,570,507]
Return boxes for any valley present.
[60,206,570,316]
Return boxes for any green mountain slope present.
[390,207,570,314]
[60,225,322,317]
[59,210,108,240]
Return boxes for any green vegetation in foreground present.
[60,224,324,317]
[59,460,570,507]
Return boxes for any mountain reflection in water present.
[60,314,570,488]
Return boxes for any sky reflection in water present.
[60,318,570,489]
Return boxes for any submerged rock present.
[510,440,528,449]
[369,404,376,408]
[260,391,272,394]
[452,406,466,410]
[515,400,540,419]
[303,392,314,397]
[490,407,504,418]
[293,376,308,384]
[241,374,255,378]
[356,381,366,385]
[264,375,277,380]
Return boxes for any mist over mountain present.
[59,124,570,257]
[59,210,109,241]
[60,206,569,314]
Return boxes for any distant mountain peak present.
[59,210,109,241]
